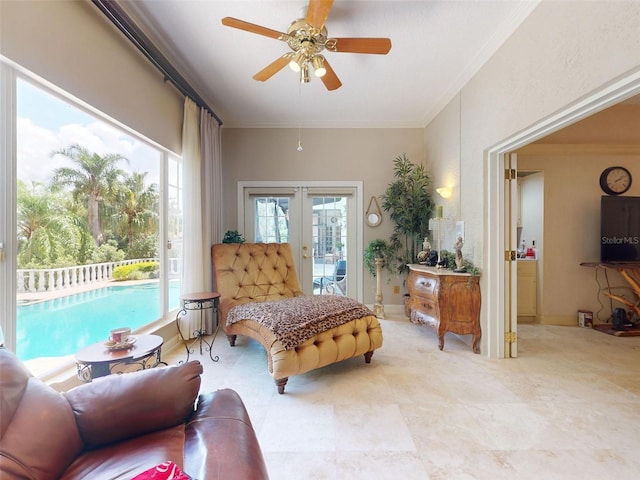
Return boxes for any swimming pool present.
[17,282,180,361]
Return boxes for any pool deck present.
[17,279,158,303]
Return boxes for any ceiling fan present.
[221,0,391,91]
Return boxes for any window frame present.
[0,59,182,378]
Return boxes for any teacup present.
[110,327,131,344]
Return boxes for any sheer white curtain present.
[180,98,205,337]
[179,97,223,338]
[200,107,223,282]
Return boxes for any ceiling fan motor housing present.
[286,18,328,55]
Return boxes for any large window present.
[1,65,182,375]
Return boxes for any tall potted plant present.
[381,154,434,276]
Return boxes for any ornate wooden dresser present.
[406,264,481,353]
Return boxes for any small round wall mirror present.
[367,212,382,227]
[365,197,382,227]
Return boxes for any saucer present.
[104,335,137,351]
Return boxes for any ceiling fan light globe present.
[289,61,301,72]
[289,51,306,73]
[311,55,326,77]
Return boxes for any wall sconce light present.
[436,187,453,199]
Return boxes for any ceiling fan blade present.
[252,55,291,82]
[327,37,392,54]
[221,17,287,40]
[306,0,334,30]
[320,59,342,91]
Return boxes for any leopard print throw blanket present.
[226,295,375,350]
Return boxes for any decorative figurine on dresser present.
[454,236,465,272]
[406,263,481,353]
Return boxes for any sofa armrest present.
[184,389,269,480]
[64,361,203,448]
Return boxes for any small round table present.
[75,334,166,382]
[175,291,220,363]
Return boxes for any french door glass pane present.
[253,197,290,243]
[312,197,347,295]
[15,78,173,367]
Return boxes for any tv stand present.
[580,262,640,317]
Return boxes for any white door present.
[505,153,519,357]
[240,183,360,297]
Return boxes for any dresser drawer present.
[414,298,438,317]
[410,304,438,328]
[408,270,438,297]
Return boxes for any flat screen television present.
[601,195,640,262]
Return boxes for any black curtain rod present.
[92,0,223,126]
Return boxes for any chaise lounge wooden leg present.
[364,351,374,363]
[275,377,288,394]
[226,334,237,346]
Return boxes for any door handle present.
[302,245,310,259]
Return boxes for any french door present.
[239,182,362,299]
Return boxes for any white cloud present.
[18,117,162,186]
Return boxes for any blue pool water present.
[17,282,180,361]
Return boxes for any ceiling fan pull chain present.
[297,80,303,152]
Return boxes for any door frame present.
[237,180,364,301]
[485,68,640,359]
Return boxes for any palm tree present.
[17,180,79,267]
[112,171,158,251]
[50,144,127,245]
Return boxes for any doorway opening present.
[486,68,640,359]
[516,170,543,325]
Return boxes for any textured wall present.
[424,0,640,354]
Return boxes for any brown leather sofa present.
[0,347,269,480]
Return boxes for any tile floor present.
[164,307,640,480]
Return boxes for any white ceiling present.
[119,0,540,128]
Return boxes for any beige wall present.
[537,103,640,145]
[0,0,184,153]
[221,127,424,304]
[424,0,640,352]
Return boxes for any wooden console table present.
[406,264,481,353]
[580,262,640,316]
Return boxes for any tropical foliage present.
[380,154,434,275]
[50,144,127,245]
[364,239,394,277]
[112,261,160,281]
[17,145,159,269]
[222,230,246,243]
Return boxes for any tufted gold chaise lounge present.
[211,242,383,393]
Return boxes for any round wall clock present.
[600,166,632,195]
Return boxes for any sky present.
[17,79,161,186]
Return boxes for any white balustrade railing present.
[17,258,180,294]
